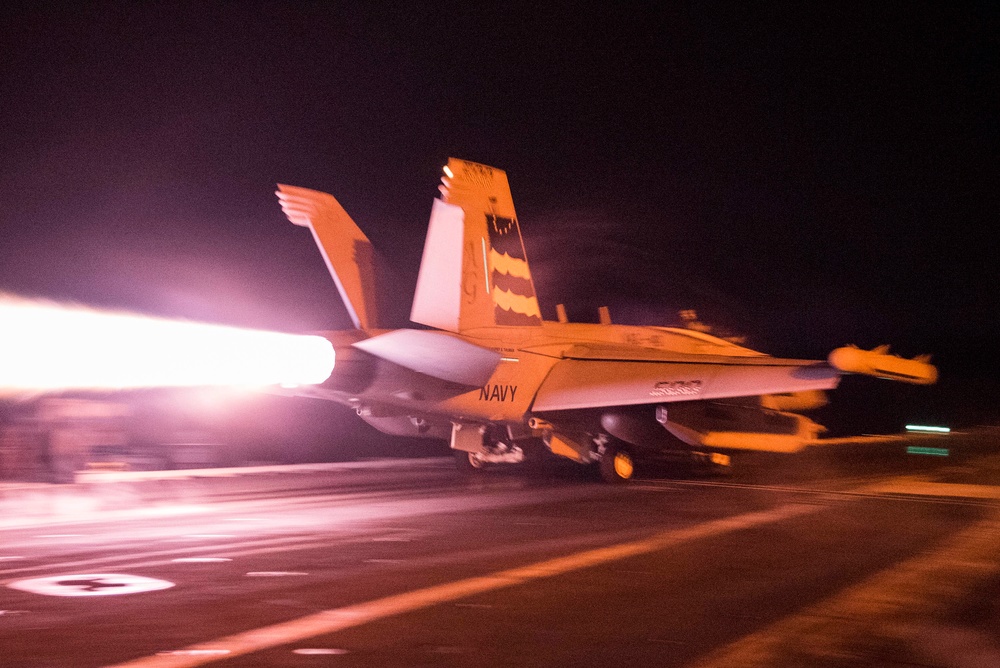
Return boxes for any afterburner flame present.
[0,297,335,393]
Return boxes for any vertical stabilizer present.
[411,158,542,332]
[276,184,378,330]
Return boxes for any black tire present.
[453,449,485,474]
[599,445,635,484]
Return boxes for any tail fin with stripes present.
[410,158,542,333]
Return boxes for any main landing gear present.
[598,444,635,484]
[454,449,486,473]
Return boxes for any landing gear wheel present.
[599,446,634,484]
[454,449,485,474]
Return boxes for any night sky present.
[1,3,997,430]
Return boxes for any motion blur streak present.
[0,297,335,393]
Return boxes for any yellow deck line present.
[689,509,1000,667]
[863,480,1000,499]
[103,503,816,667]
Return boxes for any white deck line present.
[103,503,817,668]
[74,457,451,484]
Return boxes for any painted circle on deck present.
[7,573,175,597]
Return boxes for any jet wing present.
[530,345,839,412]
[542,343,790,364]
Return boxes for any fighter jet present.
[276,158,937,483]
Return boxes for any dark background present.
[0,3,996,452]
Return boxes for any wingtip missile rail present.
[827,345,938,385]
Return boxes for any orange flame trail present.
[0,297,335,394]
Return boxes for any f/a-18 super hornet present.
[276,158,937,483]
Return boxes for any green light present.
[906,446,950,457]
[905,425,951,433]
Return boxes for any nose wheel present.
[599,445,634,484]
